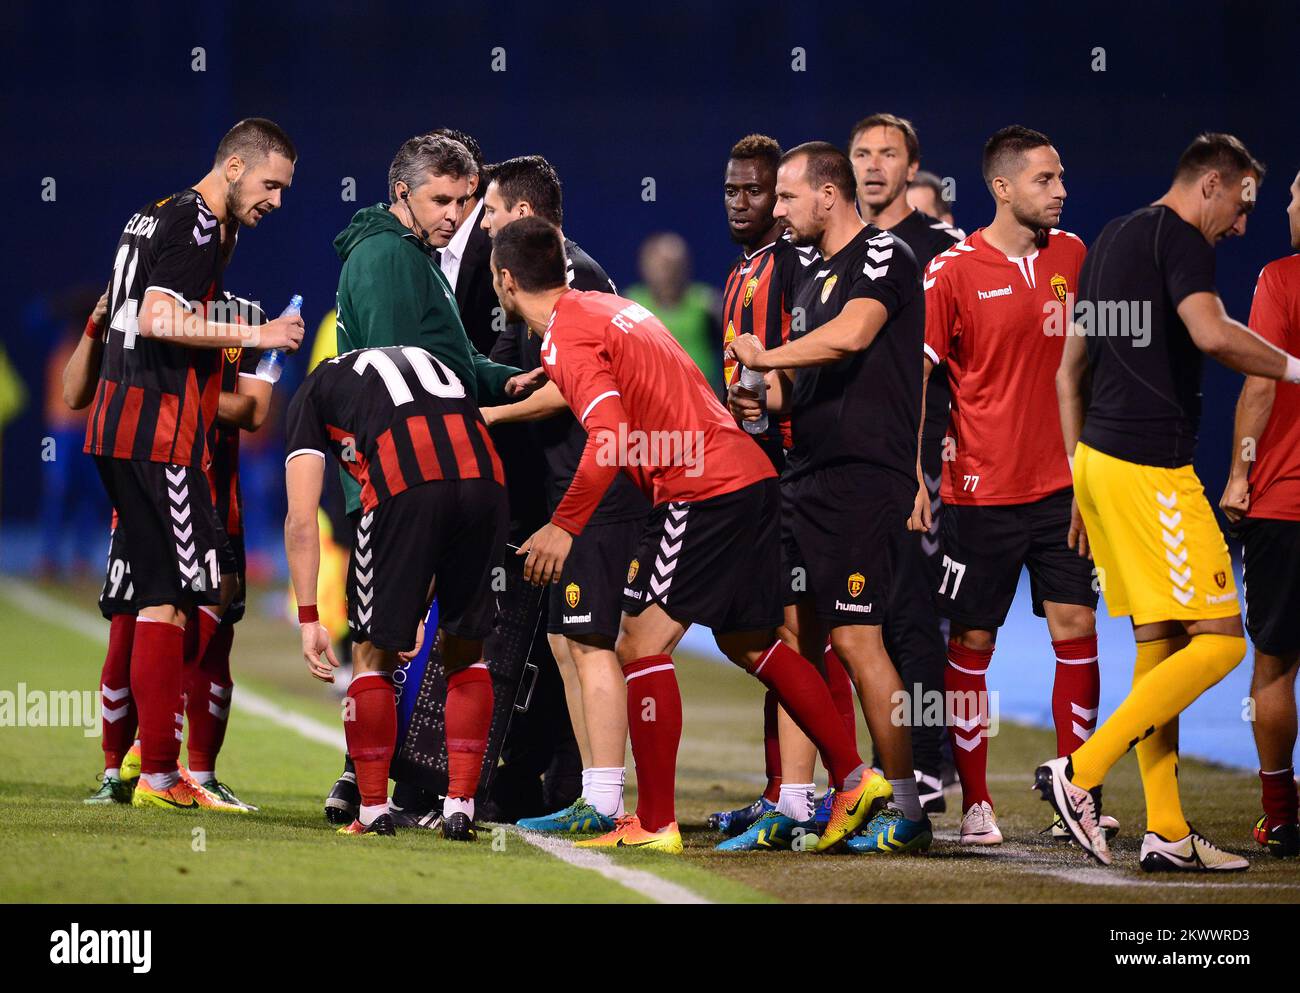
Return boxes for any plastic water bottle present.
[255,294,303,384]
[738,365,768,435]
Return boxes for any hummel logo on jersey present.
[977,285,1013,300]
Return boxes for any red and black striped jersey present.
[206,294,268,537]
[285,346,504,513]
[721,238,811,452]
[84,189,225,468]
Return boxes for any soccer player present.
[710,132,855,843]
[182,292,278,808]
[478,155,648,832]
[729,142,933,854]
[1219,167,1300,859]
[493,216,888,854]
[923,126,1107,846]
[284,347,538,839]
[1047,133,1300,870]
[849,113,964,813]
[84,118,303,811]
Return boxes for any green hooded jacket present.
[332,204,520,513]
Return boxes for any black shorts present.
[780,481,806,607]
[786,463,914,626]
[98,522,137,619]
[93,458,234,611]
[622,478,782,635]
[1241,517,1300,656]
[547,516,644,640]
[937,487,1098,630]
[347,478,508,652]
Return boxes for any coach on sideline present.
[321,132,531,828]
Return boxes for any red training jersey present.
[545,290,775,534]
[1245,254,1300,521]
[924,227,1086,505]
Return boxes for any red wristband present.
[84,315,102,339]
[297,604,319,625]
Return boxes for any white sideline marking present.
[1,578,711,905]
[512,828,713,904]
[0,578,345,750]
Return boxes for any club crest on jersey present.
[820,274,838,304]
[1214,570,1226,589]
[847,571,865,598]
[1050,273,1068,304]
[744,277,759,307]
[565,582,581,609]
[627,559,639,584]
[225,346,242,364]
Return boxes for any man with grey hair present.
[321,132,542,838]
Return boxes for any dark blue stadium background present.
[2,0,1296,572]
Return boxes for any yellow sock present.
[1071,633,1245,792]
[1126,639,1191,839]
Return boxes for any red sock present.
[1052,635,1100,755]
[344,673,396,808]
[130,619,186,775]
[184,606,221,669]
[753,641,862,789]
[185,622,234,772]
[1261,768,1299,828]
[824,645,858,745]
[946,639,993,810]
[445,664,494,799]
[762,690,781,803]
[623,655,682,832]
[100,614,137,770]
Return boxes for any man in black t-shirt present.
[1045,133,1300,871]
[849,113,965,809]
[479,156,648,832]
[730,141,932,855]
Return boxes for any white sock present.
[586,766,625,818]
[359,802,388,827]
[581,768,593,798]
[104,767,120,781]
[888,777,923,820]
[189,770,213,785]
[143,769,179,791]
[444,796,474,820]
[777,782,815,822]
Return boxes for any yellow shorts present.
[1073,442,1239,626]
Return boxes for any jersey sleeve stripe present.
[580,390,620,424]
[144,285,194,310]
[285,448,326,465]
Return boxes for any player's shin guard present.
[623,655,682,832]
[344,672,396,808]
[130,618,186,775]
[753,641,861,789]
[445,664,493,800]
[824,646,858,744]
[100,614,137,770]
[1052,635,1100,755]
[762,690,782,803]
[1071,634,1246,791]
[185,622,234,774]
[946,640,993,810]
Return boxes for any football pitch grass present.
[2,577,1298,904]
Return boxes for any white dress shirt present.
[439,199,484,292]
